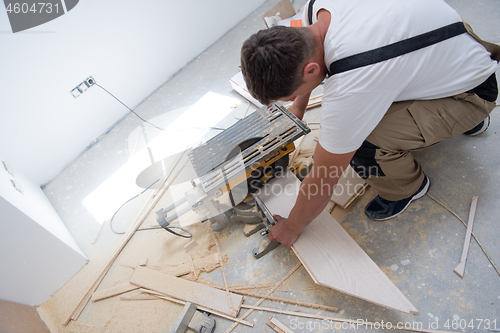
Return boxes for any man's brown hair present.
[240,26,315,105]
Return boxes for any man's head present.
[240,26,317,105]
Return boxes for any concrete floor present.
[43,0,500,332]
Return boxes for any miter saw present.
[155,103,310,258]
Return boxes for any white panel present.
[0,197,87,306]
[0,158,87,305]
[0,158,85,257]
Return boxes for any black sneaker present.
[364,176,430,221]
[463,116,490,136]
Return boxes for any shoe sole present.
[466,117,490,136]
[372,176,431,221]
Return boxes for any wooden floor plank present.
[266,316,295,333]
[129,266,243,317]
[330,165,367,208]
[257,170,419,315]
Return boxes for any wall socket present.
[71,76,95,98]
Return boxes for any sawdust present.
[143,222,226,281]
[290,127,318,169]
[37,219,230,332]
[252,268,265,279]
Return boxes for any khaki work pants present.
[352,92,497,201]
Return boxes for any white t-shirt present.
[302,0,498,154]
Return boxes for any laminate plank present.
[330,165,367,208]
[266,317,295,333]
[140,290,254,327]
[257,170,419,315]
[129,266,242,317]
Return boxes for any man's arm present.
[268,143,355,247]
[286,92,311,120]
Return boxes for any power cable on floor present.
[427,193,499,277]
[109,178,191,238]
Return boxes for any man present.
[240,0,498,247]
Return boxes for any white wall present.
[0,0,266,186]
[0,159,87,306]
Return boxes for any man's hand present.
[267,146,356,248]
[268,214,300,248]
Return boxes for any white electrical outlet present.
[77,82,88,92]
[86,77,95,86]
[71,76,95,98]
[71,88,81,98]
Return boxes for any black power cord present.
[109,179,192,238]
[94,83,164,131]
[93,80,226,132]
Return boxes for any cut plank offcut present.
[454,196,478,277]
[330,165,367,208]
[91,283,138,302]
[267,316,295,333]
[129,266,243,317]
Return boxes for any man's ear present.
[302,62,321,79]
